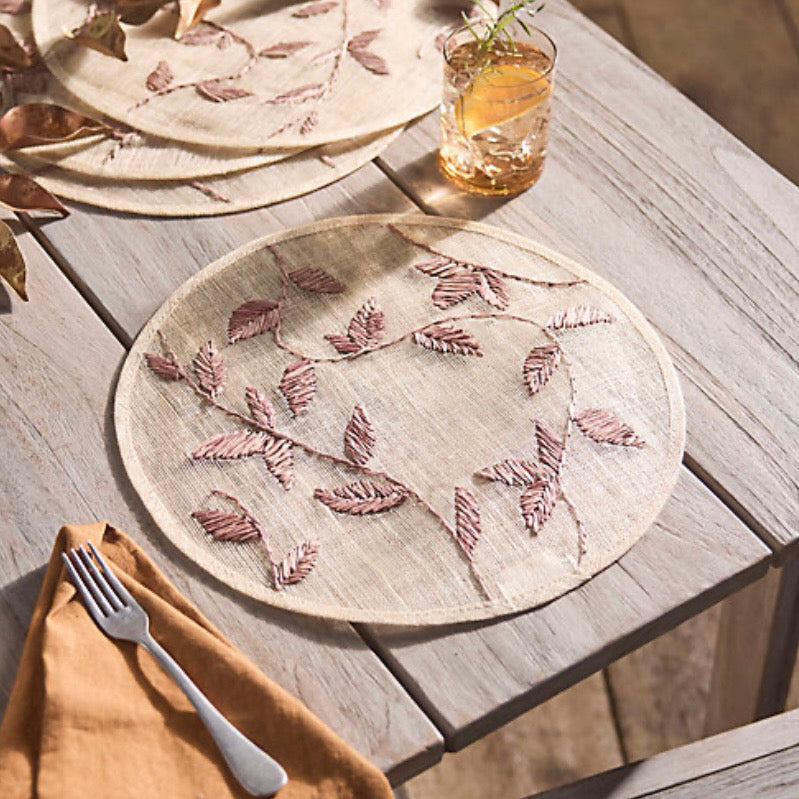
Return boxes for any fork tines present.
[61,542,133,620]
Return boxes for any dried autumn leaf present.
[191,508,260,542]
[245,386,276,429]
[454,487,480,559]
[348,297,384,347]
[347,29,381,50]
[574,408,645,448]
[192,340,226,398]
[0,174,68,216]
[144,352,183,380]
[547,304,614,330]
[314,480,406,515]
[0,219,26,301]
[431,270,481,309]
[413,324,482,357]
[175,0,221,40]
[344,404,376,466]
[475,459,539,488]
[520,477,561,534]
[347,47,389,75]
[263,435,294,489]
[145,60,173,92]
[196,80,253,102]
[535,421,564,478]
[0,24,32,71]
[191,429,267,460]
[227,299,280,343]
[259,40,312,58]
[66,13,128,62]
[523,343,561,395]
[267,83,325,105]
[289,265,344,294]
[279,359,316,417]
[292,1,338,17]
[0,104,109,152]
[275,540,319,587]
[117,0,166,25]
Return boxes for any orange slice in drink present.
[456,64,551,138]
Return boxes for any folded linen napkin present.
[0,522,394,798]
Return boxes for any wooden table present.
[1,0,796,786]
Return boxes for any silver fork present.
[62,542,288,797]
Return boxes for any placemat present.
[116,215,685,624]
[33,0,458,149]
[2,126,401,215]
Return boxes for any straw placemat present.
[2,126,401,215]
[116,215,685,625]
[33,0,455,149]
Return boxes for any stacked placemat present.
[0,1,462,215]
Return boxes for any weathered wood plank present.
[376,0,799,552]
[0,220,442,784]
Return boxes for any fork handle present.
[140,634,288,797]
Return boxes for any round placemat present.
[116,215,685,624]
[33,0,458,148]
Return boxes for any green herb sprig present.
[463,0,546,56]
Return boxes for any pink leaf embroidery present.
[245,386,276,429]
[415,255,461,278]
[192,340,226,398]
[324,334,362,355]
[263,436,294,489]
[260,40,312,58]
[279,359,316,417]
[275,540,319,586]
[216,31,233,50]
[191,509,261,542]
[348,297,384,348]
[477,270,509,310]
[547,305,614,330]
[292,0,338,17]
[289,265,344,294]
[227,299,280,343]
[454,487,480,559]
[310,46,338,66]
[300,111,318,134]
[314,480,407,515]
[267,82,326,104]
[189,180,231,203]
[192,429,267,460]
[179,28,223,46]
[344,404,376,465]
[520,478,561,534]
[347,47,389,75]
[347,29,381,50]
[535,421,564,478]
[475,459,539,487]
[146,60,173,92]
[144,352,183,381]
[574,408,645,448]
[413,324,482,357]
[196,81,254,102]
[431,271,482,310]
[523,343,561,395]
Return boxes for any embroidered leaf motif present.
[189,180,231,203]
[216,31,233,49]
[175,0,221,40]
[66,12,128,61]
[535,421,564,478]
[432,271,482,310]
[191,509,260,542]
[414,255,461,278]
[574,408,645,448]
[292,1,337,17]
[145,61,173,92]
[454,487,480,559]
[347,29,381,50]
[0,24,32,70]
[275,540,319,586]
[263,436,294,489]
[520,478,561,534]
[523,343,561,395]
[348,297,384,347]
[314,480,407,515]
[347,46,389,75]
[477,270,510,310]
[227,299,280,343]
[260,40,312,58]
[324,334,362,355]
[300,111,318,135]
[245,386,276,429]
[196,80,253,102]
[0,220,27,301]
[192,429,267,460]
[0,174,68,216]
[178,27,221,45]
[311,47,338,66]
[279,359,316,417]
[267,82,326,104]
[344,405,376,466]
[289,265,344,294]
[413,324,483,357]
[192,340,226,398]
[475,459,539,488]
[144,352,183,381]
[547,305,614,330]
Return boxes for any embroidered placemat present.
[115,215,685,624]
[33,0,458,149]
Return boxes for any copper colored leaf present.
[347,29,381,50]
[279,359,316,417]
[191,509,260,542]
[523,343,561,395]
[314,480,406,515]
[535,421,564,478]
[259,40,312,58]
[348,297,384,347]
[454,486,480,559]
[574,408,645,448]
[289,265,344,294]
[263,436,294,489]
[347,47,389,75]
[323,334,361,355]
[0,104,108,152]
[0,219,26,301]
[144,352,183,380]
[245,386,276,429]
[292,1,338,17]
[0,174,67,216]
[431,270,481,309]
[475,459,539,488]
[0,24,32,70]
[175,0,220,40]
[275,540,319,587]
[413,324,482,357]
[145,60,173,92]
[227,299,280,343]
[196,80,253,102]
[267,83,325,105]
[67,13,128,62]
[0,0,31,13]
[547,304,614,330]
[191,429,267,460]
[520,477,560,534]
[192,340,226,398]
[477,270,509,309]
[117,0,166,25]
[344,404,376,466]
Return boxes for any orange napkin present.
[0,522,394,799]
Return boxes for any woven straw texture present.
[116,215,685,625]
[33,0,454,149]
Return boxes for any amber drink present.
[439,21,556,195]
